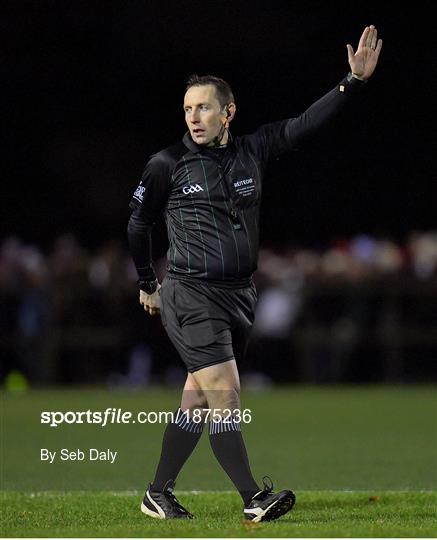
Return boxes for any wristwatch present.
[347,71,367,83]
[138,278,159,295]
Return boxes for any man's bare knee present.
[191,360,241,411]
[181,373,208,412]
[204,386,241,411]
[181,392,208,412]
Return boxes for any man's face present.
[183,84,227,146]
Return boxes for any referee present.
[128,26,382,521]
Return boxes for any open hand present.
[347,25,383,81]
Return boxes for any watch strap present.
[138,278,158,294]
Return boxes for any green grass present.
[1,385,436,536]
[2,490,436,537]
[2,386,436,491]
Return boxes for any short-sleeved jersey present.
[129,73,365,284]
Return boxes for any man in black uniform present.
[128,26,382,521]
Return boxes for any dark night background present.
[3,1,436,251]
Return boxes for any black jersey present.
[128,73,365,285]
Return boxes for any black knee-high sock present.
[151,408,204,492]
[209,417,260,505]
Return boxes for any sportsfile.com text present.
[40,408,253,427]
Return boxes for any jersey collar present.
[182,131,233,154]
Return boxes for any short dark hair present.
[186,74,235,108]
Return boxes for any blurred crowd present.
[1,231,437,386]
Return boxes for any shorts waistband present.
[166,273,253,289]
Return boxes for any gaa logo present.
[182,184,204,195]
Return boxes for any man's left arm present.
[285,25,383,148]
[244,26,383,162]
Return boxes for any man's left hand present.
[347,25,383,81]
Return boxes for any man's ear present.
[223,102,236,128]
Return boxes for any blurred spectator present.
[1,231,437,385]
[407,231,437,280]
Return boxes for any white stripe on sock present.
[175,409,203,433]
[209,417,241,435]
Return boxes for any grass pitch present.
[2,490,437,537]
[1,385,436,536]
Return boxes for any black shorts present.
[159,277,257,373]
